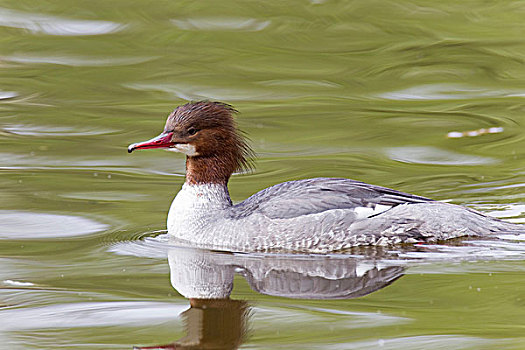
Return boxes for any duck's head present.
[128,101,253,184]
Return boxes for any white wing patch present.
[354,204,392,220]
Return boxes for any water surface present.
[1,0,524,349]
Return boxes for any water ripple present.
[0,7,126,36]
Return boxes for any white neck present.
[167,183,232,236]
[177,183,232,208]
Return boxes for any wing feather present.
[231,178,432,220]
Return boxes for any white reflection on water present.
[394,239,525,263]
[171,17,270,31]
[0,210,108,239]
[378,84,525,101]
[3,124,116,136]
[0,152,185,176]
[60,191,150,202]
[0,301,185,330]
[256,79,341,88]
[320,335,506,350]
[0,7,125,36]
[124,82,299,101]
[1,55,156,67]
[386,146,497,165]
[283,305,408,328]
[447,127,504,138]
[2,279,34,287]
[0,91,18,99]
[0,152,128,168]
[472,203,525,224]
[457,181,525,193]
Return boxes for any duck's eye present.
[187,128,198,136]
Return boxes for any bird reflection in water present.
[131,243,404,350]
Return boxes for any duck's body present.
[166,179,518,253]
[129,101,522,253]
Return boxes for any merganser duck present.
[128,101,523,253]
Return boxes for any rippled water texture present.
[1,0,524,349]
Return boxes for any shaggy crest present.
[167,101,254,183]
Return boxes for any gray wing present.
[232,177,432,220]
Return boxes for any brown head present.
[128,101,253,184]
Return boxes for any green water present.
[1,0,525,349]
